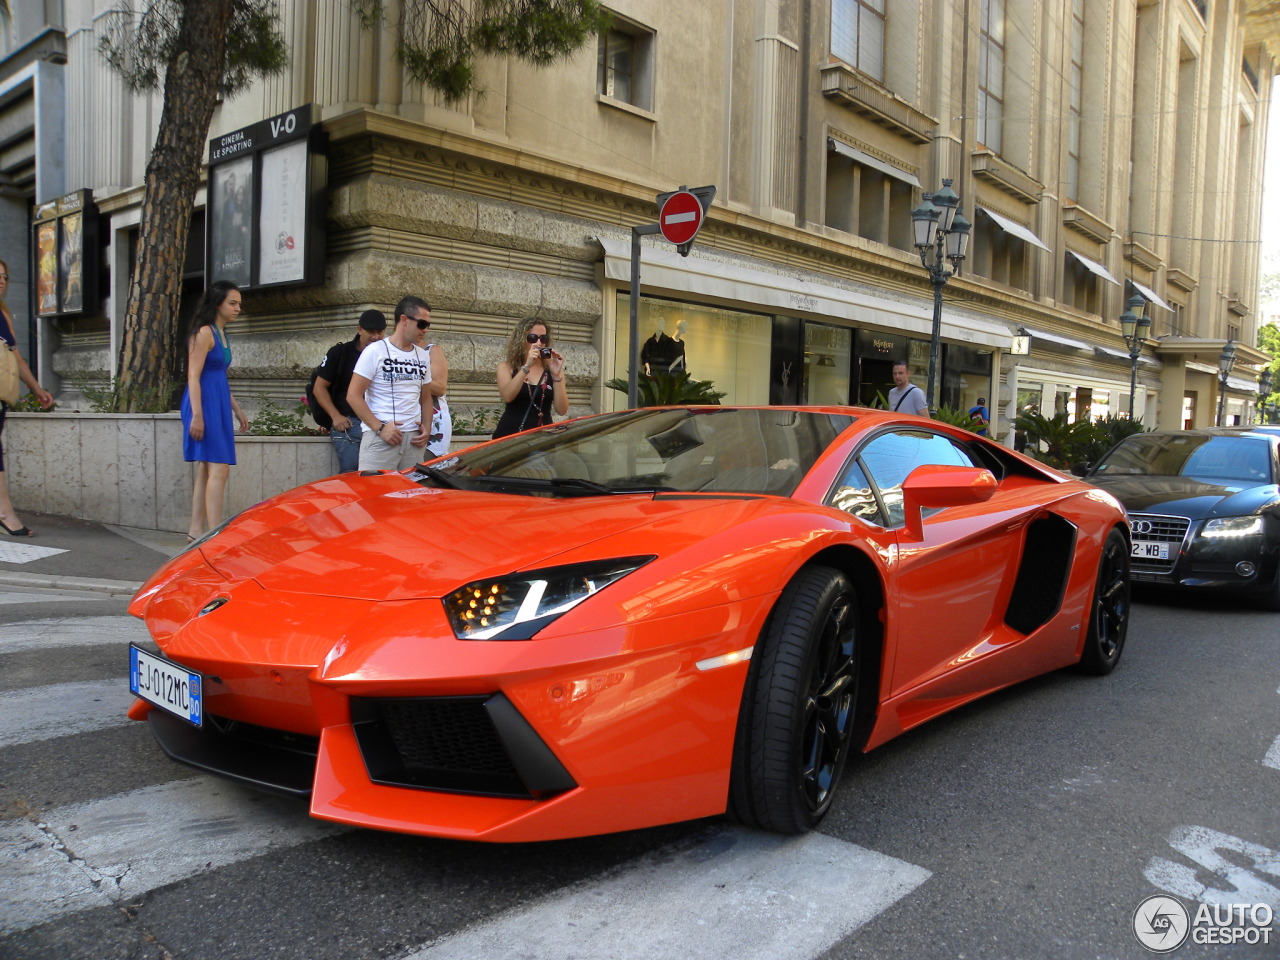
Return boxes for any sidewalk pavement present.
[0,512,188,598]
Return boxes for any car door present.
[831,428,1030,699]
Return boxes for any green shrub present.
[246,396,323,436]
[605,370,726,406]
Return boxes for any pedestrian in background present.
[493,317,567,438]
[0,259,54,537]
[182,279,249,542]
[968,396,990,436]
[311,309,387,472]
[425,337,451,458]
[347,296,434,471]
[888,360,929,417]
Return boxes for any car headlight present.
[443,556,655,640]
[1200,516,1264,539]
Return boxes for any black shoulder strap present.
[892,384,919,412]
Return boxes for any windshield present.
[417,408,856,497]
[1091,434,1274,485]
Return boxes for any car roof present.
[1129,426,1280,442]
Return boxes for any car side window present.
[831,458,883,525]
[856,430,977,527]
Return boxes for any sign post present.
[627,185,716,407]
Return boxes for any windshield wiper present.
[465,475,667,495]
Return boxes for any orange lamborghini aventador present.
[127,406,1131,842]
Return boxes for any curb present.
[0,572,143,598]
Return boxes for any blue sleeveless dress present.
[181,326,236,464]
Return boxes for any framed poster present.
[35,221,58,316]
[208,156,253,287]
[59,212,84,314]
[257,139,308,285]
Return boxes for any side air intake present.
[1004,514,1077,634]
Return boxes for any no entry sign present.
[659,190,704,246]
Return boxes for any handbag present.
[0,343,20,406]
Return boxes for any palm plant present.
[605,370,727,406]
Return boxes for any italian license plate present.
[1131,540,1169,561]
[129,645,202,727]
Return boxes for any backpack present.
[305,365,332,430]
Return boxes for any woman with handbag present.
[0,259,55,537]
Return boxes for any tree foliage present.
[1258,321,1279,412]
[351,0,611,102]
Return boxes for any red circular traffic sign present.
[659,191,704,246]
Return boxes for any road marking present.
[0,543,68,564]
[1266,685,1280,770]
[0,778,344,934]
[0,679,134,749]
[408,828,930,960]
[1144,826,1280,909]
[0,615,149,653]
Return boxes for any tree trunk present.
[116,0,236,412]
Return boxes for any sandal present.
[0,519,34,537]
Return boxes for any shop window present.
[824,151,913,251]
[598,15,655,111]
[830,0,885,83]
[803,323,852,405]
[614,295,772,409]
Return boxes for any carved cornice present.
[819,64,936,145]
[1061,203,1113,244]
[971,151,1043,204]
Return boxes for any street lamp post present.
[1257,368,1274,425]
[1119,294,1152,419]
[1216,340,1237,426]
[911,178,971,412]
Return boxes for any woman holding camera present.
[493,317,567,438]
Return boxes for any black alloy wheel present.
[729,565,861,834]
[1078,527,1130,675]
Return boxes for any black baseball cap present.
[359,309,387,331]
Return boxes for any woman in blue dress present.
[182,280,248,541]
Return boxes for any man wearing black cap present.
[311,309,387,472]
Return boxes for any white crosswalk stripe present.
[0,679,134,749]
[0,778,346,934]
[410,829,930,960]
[0,611,932,955]
[0,615,149,653]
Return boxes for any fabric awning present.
[826,138,921,187]
[978,206,1051,251]
[1020,326,1089,351]
[1129,279,1172,312]
[1094,345,1159,368]
[1068,250,1120,285]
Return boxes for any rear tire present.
[728,565,860,834]
[1078,527,1130,675]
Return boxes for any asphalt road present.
[1,588,1276,960]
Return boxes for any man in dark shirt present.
[312,309,387,472]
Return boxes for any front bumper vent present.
[350,694,576,799]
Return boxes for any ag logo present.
[1134,895,1191,952]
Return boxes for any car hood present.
[193,473,777,602]
[1086,474,1279,520]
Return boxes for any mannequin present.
[641,316,682,375]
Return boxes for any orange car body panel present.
[127,406,1127,841]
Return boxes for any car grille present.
[1129,513,1190,576]
[350,694,575,799]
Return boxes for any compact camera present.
[539,347,552,359]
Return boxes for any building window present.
[1066,0,1083,201]
[824,147,913,251]
[831,0,885,83]
[978,0,1005,154]
[971,210,1029,292]
[1064,254,1100,314]
[598,17,654,111]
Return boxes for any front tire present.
[1078,527,1130,675]
[729,565,861,834]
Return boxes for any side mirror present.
[1069,462,1090,477]
[901,465,998,541]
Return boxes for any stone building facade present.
[2,0,1278,435]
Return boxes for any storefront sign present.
[206,104,326,289]
[855,329,908,360]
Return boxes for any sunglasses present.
[525,333,549,344]
[404,315,431,330]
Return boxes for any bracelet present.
[520,364,530,374]
[551,377,563,383]
[377,421,387,432]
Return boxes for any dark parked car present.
[1083,427,1280,608]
